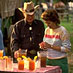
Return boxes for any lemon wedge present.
[27,57,32,61]
[22,56,27,60]
[3,56,8,59]
[0,57,3,59]
[34,56,38,61]
[17,57,21,61]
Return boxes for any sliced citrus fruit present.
[0,57,3,59]
[22,56,27,60]
[27,57,32,61]
[3,56,8,59]
[17,57,21,61]
[34,56,38,61]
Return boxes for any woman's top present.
[43,26,71,59]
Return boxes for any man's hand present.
[14,49,21,58]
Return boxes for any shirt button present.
[24,35,25,37]
[30,37,32,41]
[29,27,32,30]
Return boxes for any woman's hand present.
[39,42,45,49]
[14,49,21,58]
[39,42,51,49]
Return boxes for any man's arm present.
[10,24,20,53]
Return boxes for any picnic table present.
[0,63,62,73]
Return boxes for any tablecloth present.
[0,63,62,73]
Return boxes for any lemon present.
[3,56,8,59]
[22,56,27,60]
[27,57,32,61]
[0,57,3,59]
[17,57,21,61]
[34,56,38,61]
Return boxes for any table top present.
[0,63,62,73]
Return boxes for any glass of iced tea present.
[6,57,13,71]
[19,49,27,57]
[29,59,35,71]
[18,59,24,70]
[37,50,48,67]
[0,50,3,57]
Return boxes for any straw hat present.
[20,1,39,15]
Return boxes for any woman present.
[39,9,71,73]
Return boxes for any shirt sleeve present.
[10,24,20,52]
[60,27,71,52]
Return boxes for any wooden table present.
[0,63,62,73]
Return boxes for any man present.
[10,1,45,62]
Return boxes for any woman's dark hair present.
[41,9,60,25]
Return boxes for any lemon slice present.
[34,56,38,61]
[27,57,32,61]
[17,57,21,61]
[0,57,3,59]
[3,56,8,59]
[22,56,27,60]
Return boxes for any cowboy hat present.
[20,1,39,15]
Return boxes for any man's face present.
[25,14,34,23]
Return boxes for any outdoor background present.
[1,0,73,73]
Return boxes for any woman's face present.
[44,20,57,29]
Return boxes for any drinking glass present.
[18,59,24,70]
[0,50,3,57]
[37,50,48,67]
[0,59,6,70]
[35,58,40,69]
[29,59,35,71]
[6,57,13,71]
[24,59,29,69]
